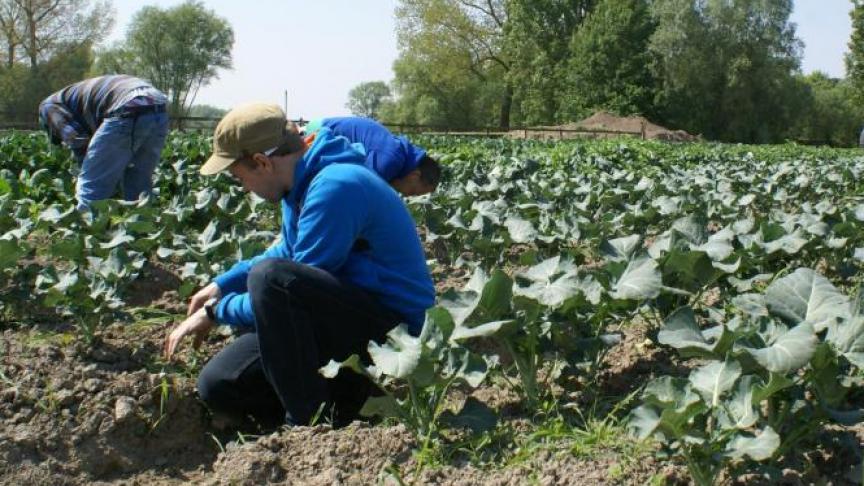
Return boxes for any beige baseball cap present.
[200,103,293,175]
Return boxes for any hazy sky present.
[108,0,853,119]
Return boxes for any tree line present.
[0,0,232,124]
[348,0,864,146]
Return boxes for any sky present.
[107,0,853,119]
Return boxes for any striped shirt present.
[38,75,167,151]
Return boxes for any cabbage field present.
[1,132,863,485]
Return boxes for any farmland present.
[1,132,864,485]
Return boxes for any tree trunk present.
[499,83,513,130]
[26,8,35,68]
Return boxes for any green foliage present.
[389,0,510,128]
[187,104,228,119]
[346,81,392,119]
[5,131,864,483]
[790,72,862,147]
[320,316,497,445]
[561,0,656,120]
[648,0,804,142]
[389,0,856,146]
[633,269,864,485]
[96,0,234,118]
[506,0,596,124]
[846,0,864,107]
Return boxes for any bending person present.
[304,116,441,196]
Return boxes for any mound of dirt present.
[508,111,698,142]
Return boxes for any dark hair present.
[236,131,305,169]
[418,155,442,188]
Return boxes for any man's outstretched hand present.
[188,282,221,317]
[164,307,214,360]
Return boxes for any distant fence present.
[379,122,647,140]
[0,111,647,140]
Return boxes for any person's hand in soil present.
[164,307,214,360]
[188,283,221,317]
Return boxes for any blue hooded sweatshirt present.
[307,117,427,183]
[213,127,435,333]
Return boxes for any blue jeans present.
[76,111,169,210]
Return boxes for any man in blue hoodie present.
[303,117,441,196]
[163,103,435,426]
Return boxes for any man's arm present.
[213,238,291,295]
[210,238,291,328]
[213,170,369,328]
[39,102,90,156]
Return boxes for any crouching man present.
[163,103,435,426]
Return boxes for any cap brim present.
[200,153,235,175]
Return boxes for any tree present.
[96,0,233,118]
[0,1,22,68]
[791,73,861,147]
[846,0,864,105]
[394,0,511,128]
[11,0,112,68]
[188,104,227,119]
[0,41,93,116]
[649,0,804,142]
[346,81,392,119]
[506,0,597,124]
[561,0,656,121]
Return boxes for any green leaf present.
[450,320,514,342]
[732,294,768,317]
[475,269,513,320]
[319,354,367,379]
[359,395,401,418]
[752,373,794,402]
[698,228,734,261]
[514,273,582,308]
[521,255,575,282]
[423,306,456,344]
[718,375,758,429]
[48,235,83,259]
[0,238,23,270]
[600,234,641,262]
[742,322,817,374]
[826,315,864,369]
[628,405,661,440]
[658,306,732,358]
[662,249,720,293]
[610,256,662,300]
[367,325,422,379]
[100,229,134,249]
[441,268,512,326]
[724,427,780,461]
[689,358,742,407]
[449,348,489,387]
[763,230,808,254]
[765,268,850,331]
[504,216,537,243]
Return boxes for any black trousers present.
[196,259,399,425]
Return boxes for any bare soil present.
[0,259,860,485]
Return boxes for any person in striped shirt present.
[38,75,169,210]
